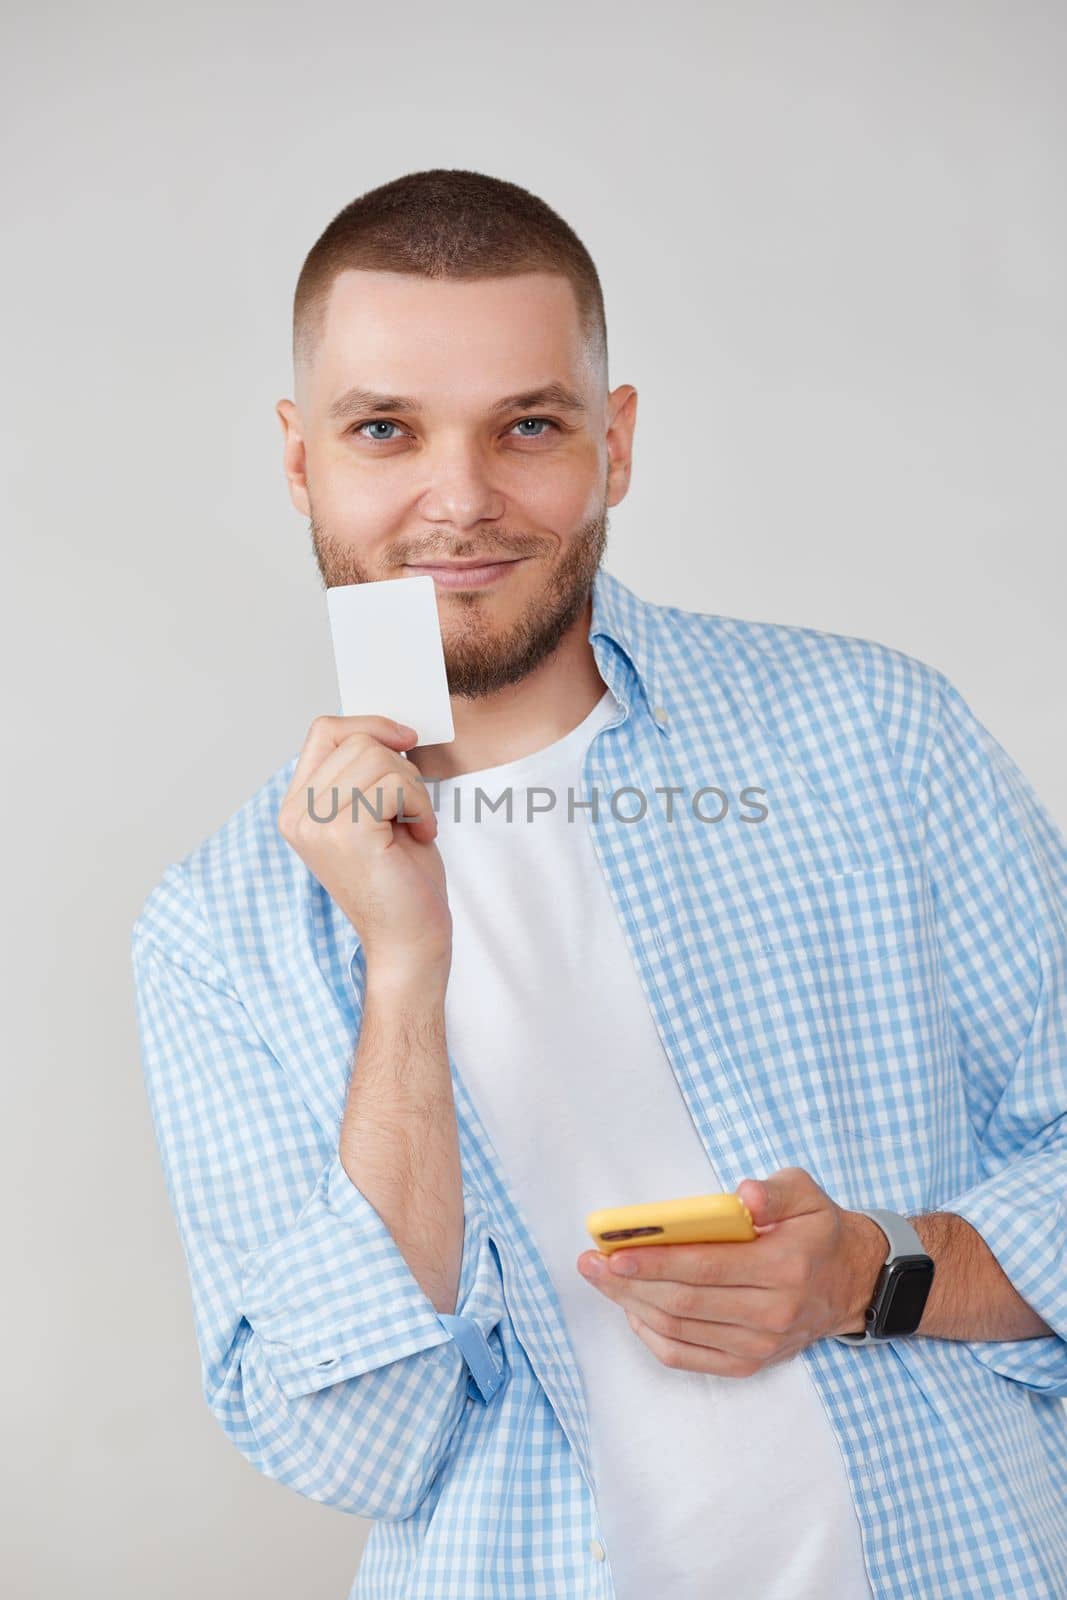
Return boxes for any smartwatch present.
[832,1209,935,1344]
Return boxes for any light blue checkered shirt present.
[131,567,1067,1598]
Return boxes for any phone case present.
[585,1191,757,1254]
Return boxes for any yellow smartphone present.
[585,1191,757,1255]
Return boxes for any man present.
[131,168,1067,1599]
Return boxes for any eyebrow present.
[327,381,588,422]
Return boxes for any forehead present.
[308,268,593,411]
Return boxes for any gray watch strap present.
[832,1208,928,1346]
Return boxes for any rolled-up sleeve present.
[131,865,509,1521]
[240,1154,508,1404]
[918,672,1067,1397]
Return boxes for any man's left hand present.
[575,1167,888,1378]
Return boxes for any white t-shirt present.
[431,685,874,1599]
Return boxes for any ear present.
[605,385,637,508]
[276,398,310,517]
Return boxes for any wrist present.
[838,1211,891,1336]
[364,959,449,1011]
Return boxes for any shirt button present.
[652,705,669,724]
[589,1539,606,1560]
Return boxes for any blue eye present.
[356,420,403,441]
[512,417,557,437]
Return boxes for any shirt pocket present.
[712,852,959,1208]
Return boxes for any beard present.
[308,502,609,701]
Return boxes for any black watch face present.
[880,1260,934,1335]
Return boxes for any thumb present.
[736,1168,815,1228]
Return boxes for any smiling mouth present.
[402,557,528,588]
[405,557,521,570]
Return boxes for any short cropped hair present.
[293,168,608,383]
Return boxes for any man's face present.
[277,269,636,699]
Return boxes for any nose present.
[417,434,507,529]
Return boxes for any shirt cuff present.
[240,1152,508,1403]
[434,1180,509,1404]
[935,1153,1067,1398]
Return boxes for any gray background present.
[3,1,1064,1594]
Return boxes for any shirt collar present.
[587,565,671,736]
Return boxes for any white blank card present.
[326,575,455,746]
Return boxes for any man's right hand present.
[278,714,451,988]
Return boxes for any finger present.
[595,1276,777,1330]
[738,1169,829,1227]
[284,715,418,808]
[286,731,431,843]
[623,1299,787,1362]
[306,732,424,816]
[315,745,438,844]
[303,723,425,800]
[603,1239,779,1288]
[624,1312,764,1378]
